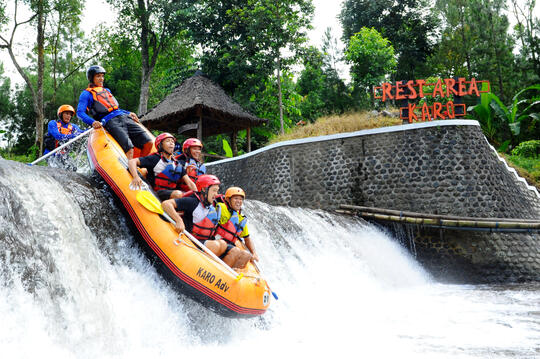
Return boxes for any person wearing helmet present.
[162,175,245,269]
[43,104,84,154]
[43,105,84,170]
[214,186,258,269]
[175,138,206,192]
[76,65,153,160]
[128,132,196,201]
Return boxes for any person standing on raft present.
[128,132,197,201]
[76,65,153,160]
[162,175,248,269]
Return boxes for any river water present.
[0,158,538,358]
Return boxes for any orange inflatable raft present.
[87,127,271,317]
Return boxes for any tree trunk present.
[277,56,284,135]
[137,0,160,115]
[488,9,505,100]
[36,0,45,155]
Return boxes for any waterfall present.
[0,158,537,358]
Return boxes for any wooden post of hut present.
[231,131,238,157]
[247,127,251,153]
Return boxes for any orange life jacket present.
[191,193,221,241]
[215,205,247,244]
[85,86,119,120]
[55,121,73,148]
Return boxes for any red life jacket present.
[191,193,221,241]
[215,204,247,244]
[176,154,207,192]
[55,121,74,148]
[152,154,185,191]
[85,85,119,121]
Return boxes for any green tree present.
[511,0,540,85]
[345,27,397,104]
[108,0,193,115]
[467,0,515,101]
[0,0,86,154]
[432,0,473,78]
[242,0,313,134]
[194,0,313,135]
[339,0,436,80]
[297,44,353,121]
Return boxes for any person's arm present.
[128,157,143,189]
[243,235,259,262]
[48,121,74,142]
[181,174,197,192]
[162,199,185,233]
[47,120,63,141]
[76,91,102,128]
[71,123,85,136]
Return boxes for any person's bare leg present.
[204,240,226,257]
[170,190,184,199]
[223,248,243,268]
[232,250,252,270]
[125,148,134,161]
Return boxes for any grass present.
[500,153,540,191]
[268,110,402,144]
[0,151,37,164]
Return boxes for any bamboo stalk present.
[358,212,540,230]
[340,204,540,223]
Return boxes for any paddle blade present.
[136,190,164,215]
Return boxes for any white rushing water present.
[0,163,538,359]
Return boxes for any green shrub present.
[511,140,540,158]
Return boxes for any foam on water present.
[0,162,538,358]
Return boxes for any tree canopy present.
[0,0,539,158]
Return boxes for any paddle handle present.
[159,210,241,279]
[29,128,92,165]
[238,238,278,300]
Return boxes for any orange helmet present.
[182,138,203,155]
[225,187,245,200]
[196,174,220,192]
[57,104,75,119]
[154,132,176,151]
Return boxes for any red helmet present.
[155,132,176,150]
[196,174,220,192]
[182,138,203,155]
[57,104,75,119]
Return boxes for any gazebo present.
[141,71,267,156]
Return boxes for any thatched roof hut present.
[141,71,267,155]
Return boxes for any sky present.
[0,0,348,86]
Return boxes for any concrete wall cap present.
[208,119,480,166]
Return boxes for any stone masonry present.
[207,120,540,283]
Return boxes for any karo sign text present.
[373,78,490,123]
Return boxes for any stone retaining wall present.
[207,120,540,283]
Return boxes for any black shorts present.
[200,239,235,259]
[156,189,174,201]
[104,114,151,152]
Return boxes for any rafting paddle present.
[135,190,243,281]
[29,128,92,166]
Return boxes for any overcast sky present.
[1,0,348,85]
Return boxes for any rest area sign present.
[373,78,490,123]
